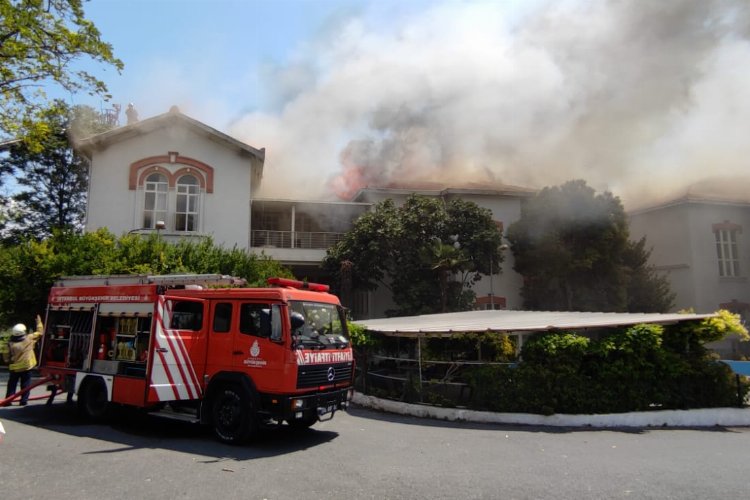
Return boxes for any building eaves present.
[252,197,372,207]
[351,182,537,202]
[350,186,443,201]
[628,176,750,215]
[74,108,265,162]
[628,194,750,216]
[440,185,537,198]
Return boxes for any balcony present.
[251,230,345,250]
[251,230,345,264]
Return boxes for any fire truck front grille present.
[297,362,353,389]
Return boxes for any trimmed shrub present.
[464,316,748,415]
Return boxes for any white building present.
[77,106,266,249]
[83,107,747,329]
[76,107,533,319]
[628,181,750,357]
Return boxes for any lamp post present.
[124,221,167,273]
[154,220,165,273]
[489,257,493,310]
[155,220,165,239]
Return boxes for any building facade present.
[351,186,533,317]
[76,108,533,319]
[629,194,750,316]
[85,108,745,327]
[77,107,265,249]
[628,187,750,357]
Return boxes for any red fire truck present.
[38,274,354,444]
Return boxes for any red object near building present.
[38,274,354,444]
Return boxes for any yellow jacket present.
[8,318,44,373]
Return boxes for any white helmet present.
[12,323,27,336]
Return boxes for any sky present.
[70,0,750,207]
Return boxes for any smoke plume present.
[229,0,750,208]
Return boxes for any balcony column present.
[291,204,296,249]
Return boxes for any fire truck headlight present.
[291,398,305,409]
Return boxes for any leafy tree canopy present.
[0,100,112,241]
[506,179,674,312]
[623,235,676,313]
[0,228,292,327]
[0,0,122,149]
[323,194,503,316]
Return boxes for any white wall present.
[629,204,697,310]
[86,125,254,249]
[685,203,750,312]
[449,193,526,310]
[629,201,750,313]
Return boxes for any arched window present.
[176,175,200,231]
[144,173,168,229]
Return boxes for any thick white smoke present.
[229,0,750,208]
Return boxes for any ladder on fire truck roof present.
[54,274,246,288]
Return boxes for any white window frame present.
[175,174,200,232]
[715,227,741,278]
[143,173,168,229]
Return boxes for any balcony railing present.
[251,230,345,250]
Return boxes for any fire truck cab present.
[39,274,354,444]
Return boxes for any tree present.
[427,237,467,313]
[0,229,293,327]
[623,236,676,313]
[0,0,122,149]
[0,101,109,241]
[506,179,674,312]
[322,194,503,316]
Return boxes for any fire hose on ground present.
[0,375,60,407]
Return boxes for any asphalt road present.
[2,381,750,500]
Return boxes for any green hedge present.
[465,318,748,415]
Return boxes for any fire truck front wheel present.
[78,377,110,420]
[211,384,257,444]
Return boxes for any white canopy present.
[354,309,714,337]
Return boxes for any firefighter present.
[5,315,44,406]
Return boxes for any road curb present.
[352,392,750,428]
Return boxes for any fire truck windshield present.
[289,301,349,350]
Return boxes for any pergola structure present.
[353,309,716,403]
[354,309,714,337]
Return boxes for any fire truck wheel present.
[78,377,109,420]
[211,384,257,444]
